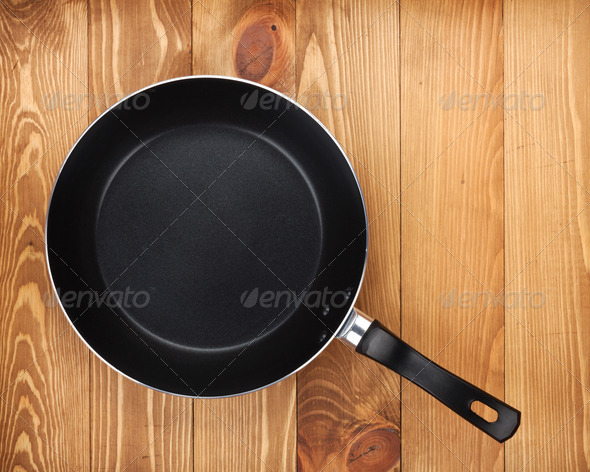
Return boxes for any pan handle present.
[339,309,520,442]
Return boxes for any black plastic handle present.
[356,320,520,442]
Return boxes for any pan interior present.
[47,77,367,396]
[95,123,323,350]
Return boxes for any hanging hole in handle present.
[471,401,498,423]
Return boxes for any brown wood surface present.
[400,1,505,470]
[504,0,590,470]
[1,0,589,471]
[0,1,89,470]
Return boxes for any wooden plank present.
[192,1,298,471]
[295,1,401,470]
[194,0,295,93]
[88,0,192,118]
[194,382,297,472]
[0,1,90,470]
[88,1,194,470]
[400,0,504,470]
[504,0,590,470]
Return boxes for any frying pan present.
[45,76,520,442]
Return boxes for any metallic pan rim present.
[44,75,369,398]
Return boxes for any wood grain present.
[504,0,590,470]
[0,0,89,470]
[88,0,192,118]
[88,1,194,470]
[400,0,504,470]
[1,1,590,470]
[295,1,401,471]
[193,1,297,471]
[193,0,295,93]
[194,381,296,472]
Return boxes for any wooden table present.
[1,0,589,470]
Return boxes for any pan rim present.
[44,75,369,398]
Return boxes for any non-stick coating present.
[46,77,367,396]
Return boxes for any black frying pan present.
[46,76,520,442]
